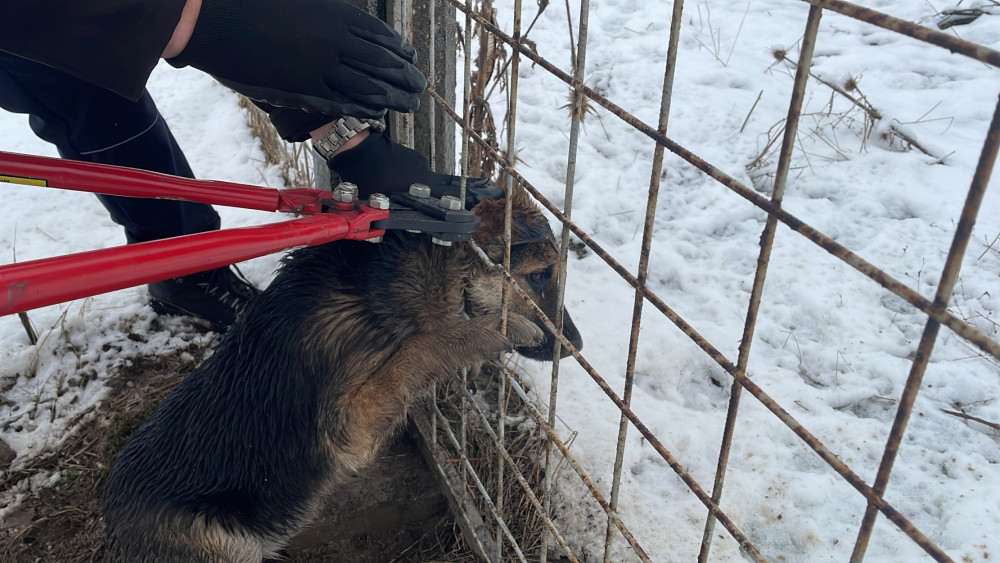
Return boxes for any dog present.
[101,184,583,562]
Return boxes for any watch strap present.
[312,116,386,160]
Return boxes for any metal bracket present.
[371,192,481,242]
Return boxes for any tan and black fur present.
[101,186,583,562]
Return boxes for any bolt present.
[409,183,431,198]
[333,182,358,203]
[431,236,452,246]
[368,193,390,209]
[439,195,463,210]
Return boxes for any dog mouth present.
[518,341,572,360]
[516,318,582,361]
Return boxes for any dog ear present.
[472,179,553,261]
[471,198,507,260]
[507,177,531,208]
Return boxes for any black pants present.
[0,53,220,244]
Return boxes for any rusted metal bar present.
[458,0,475,533]
[459,0,473,203]
[428,1,438,465]
[441,0,1000,363]
[427,0,437,167]
[496,2,524,558]
[452,364,580,561]
[433,84,952,558]
[851,93,1000,563]
[505,237,952,559]
[503,366,652,562]
[541,0,592,558]
[429,82,717,364]
[700,6,823,562]
[434,1,997,559]
[486,251,766,561]
[802,0,1000,68]
[469,237,695,560]
[410,406,496,560]
[431,400,528,562]
[431,53,952,557]
[606,0,684,560]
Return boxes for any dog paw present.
[504,313,545,348]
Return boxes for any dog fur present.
[101,186,583,562]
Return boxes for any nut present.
[408,183,431,198]
[439,195,463,210]
[333,182,358,203]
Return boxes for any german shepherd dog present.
[101,185,583,562]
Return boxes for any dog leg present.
[331,313,542,471]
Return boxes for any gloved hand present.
[328,131,503,205]
[167,0,427,118]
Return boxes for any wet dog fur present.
[101,186,583,562]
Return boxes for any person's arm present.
[164,0,426,118]
[163,0,203,59]
[168,0,367,157]
[3,0,426,118]
[1,0,188,100]
[166,1,475,200]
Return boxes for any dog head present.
[466,184,584,360]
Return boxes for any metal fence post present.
[314,0,457,189]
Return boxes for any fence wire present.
[405,1,1000,561]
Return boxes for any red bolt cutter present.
[0,151,479,316]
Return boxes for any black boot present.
[148,266,260,331]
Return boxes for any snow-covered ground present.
[2,1,999,561]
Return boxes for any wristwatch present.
[311,116,386,160]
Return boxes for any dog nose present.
[558,311,583,357]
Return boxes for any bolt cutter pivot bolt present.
[333,182,359,203]
[368,193,390,209]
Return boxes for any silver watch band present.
[311,116,386,160]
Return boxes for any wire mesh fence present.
[397,0,1000,560]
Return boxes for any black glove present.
[328,131,503,205]
[168,0,427,118]
[252,101,329,142]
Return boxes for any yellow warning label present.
[0,174,48,187]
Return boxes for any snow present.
[2,1,999,561]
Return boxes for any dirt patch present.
[0,332,475,562]
[0,337,209,562]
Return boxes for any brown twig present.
[941,409,1000,431]
[740,90,764,133]
[17,313,37,345]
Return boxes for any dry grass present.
[434,362,550,561]
[466,0,505,180]
[237,97,314,188]
[747,48,952,190]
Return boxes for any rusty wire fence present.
[392,0,1000,561]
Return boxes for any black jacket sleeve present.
[0,0,187,100]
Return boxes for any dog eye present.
[525,270,550,291]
